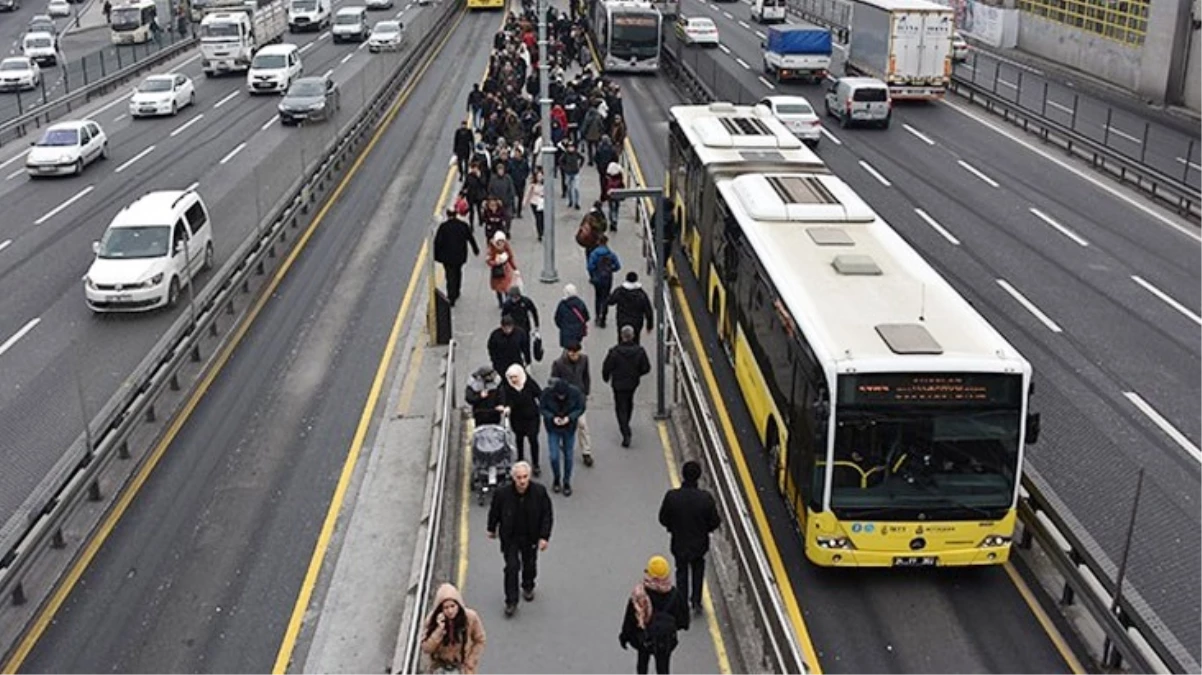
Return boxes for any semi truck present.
[760,23,832,83]
[845,0,953,99]
[199,0,288,77]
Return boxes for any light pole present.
[537,0,558,283]
[607,186,666,419]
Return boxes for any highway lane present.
[0,1,429,543]
[15,4,484,671]
[616,67,1080,673]
[665,0,1201,659]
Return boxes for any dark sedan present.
[278,75,340,125]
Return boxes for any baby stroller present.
[472,412,515,505]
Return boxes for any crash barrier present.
[0,30,197,147]
[0,0,463,664]
[659,41,1198,675]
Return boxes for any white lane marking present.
[0,239,10,253]
[0,318,40,359]
[1175,156,1202,171]
[718,43,731,54]
[914,208,960,245]
[957,159,999,187]
[1131,275,1202,325]
[323,69,334,79]
[819,126,842,145]
[1104,125,1141,144]
[997,78,1017,89]
[320,30,331,39]
[1029,207,1089,247]
[5,168,24,181]
[941,99,1202,243]
[169,113,205,137]
[1046,99,1073,115]
[902,123,934,145]
[187,181,199,192]
[357,40,368,50]
[858,160,891,187]
[996,278,1063,332]
[755,30,766,39]
[90,92,135,118]
[115,145,155,173]
[35,186,94,225]
[722,10,733,18]
[757,76,775,89]
[0,149,30,171]
[213,90,240,108]
[261,114,279,131]
[300,41,314,53]
[738,19,750,28]
[112,114,126,123]
[340,52,354,64]
[1123,392,1201,463]
[219,142,247,165]
[735,57,750,70]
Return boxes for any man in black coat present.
[453,121,475,182]
[601,325,651,447]
[432,208,479,306]
[658,460,720,615]
[501,286,540,338]
[487,315,531,376]
[607,271,653,344]
[488,461,553,616]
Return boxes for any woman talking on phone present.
[421,583,487,674]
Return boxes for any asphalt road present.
[14,2,474,673]
[665,0,1200,663]
[0,0,428,563]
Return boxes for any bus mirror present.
[1025,412,1041,445]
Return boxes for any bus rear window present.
[852,87,888,102]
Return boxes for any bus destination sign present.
[839,373,1021,406]
[613,14,657,25]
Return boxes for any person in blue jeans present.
[539,376,586,497]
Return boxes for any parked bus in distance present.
[588,0,661,72]
[110,0,158,44]
[466,0,505,11]
[680,166,1041,567]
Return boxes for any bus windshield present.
[610,13,658,58]
[110,7,146,30]
[826,406,1020,518]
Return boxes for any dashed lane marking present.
[996,278,1063,333]
[858,160,891,187]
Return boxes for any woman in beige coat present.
[421,583,486,674]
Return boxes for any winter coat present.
[557,149,583,176]
[581,108,604,143]
[464,171,488,204]
[607,282,653,334]
[554,295,591,348]
[618,584,689,653]
[610,117,627,147]
[501,293,540,336]
[601,170,624,202]
[453,126,475,159]
[508,157,530,194]
[550,353,590,397]
[466,370,504,426]
[539,378,586,433]
[421,584,486,674]
[482,204,508,242]
[550,105,568,133]
[522,180,545,212]
[586,245,621,287]
[658,482,721,559]
[487,173,517,208]
[433,216,479,267]
[486,242,517,294]
[487,326,530,375]
[487,480,553,546]
[593,141,616,175]
[501,372,543,434]
[602,342,650,392]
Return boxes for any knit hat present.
[493,230,507,242]
[646,555,670,580]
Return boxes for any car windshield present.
[335,13,359,23]
[26,37,52,48]
[775,102,812,114]
[252,54,287,68]
[292,0,316,9]
[288,80,324,96]
[97,226,171,259]
[373,21,399,33]
[201,23,240,37]
[38,128,78,146]
[0,60,30,71]
[139,78,173,92]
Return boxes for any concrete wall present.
[1015,14,1142,91]
[1177,2,1200,111]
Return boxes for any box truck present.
[846,0,952,99]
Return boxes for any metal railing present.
[659,41,1196,675]
[0,0,463,662]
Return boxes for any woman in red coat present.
[486,231,518,309]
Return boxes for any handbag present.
[532,331,544,362]
[491,262,506,279]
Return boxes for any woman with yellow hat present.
[618,555,690,674]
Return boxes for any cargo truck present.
[200,0,288,77]
[845,0,953,100]
[760,23,831,83]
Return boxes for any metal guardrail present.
[659,41,1195,675]
[0,0,462,660]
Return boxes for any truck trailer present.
[200,0,288,77]
[845,0,953,99]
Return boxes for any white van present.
[84,189,215,313]
[331,6,369,42]
[288,0,330,32]
[21,31,58,66]
[752,0,785,23]
[823,76,891,128]
[246,43,302,94]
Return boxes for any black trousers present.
[502,541,538,604]
[614,387,635,439]
[636,647,673,674]
[456,154,469,180]
[531,206,544,239]
[444,264,463,305]
[674,553,705,608]
[592,279,612,322]
[514,423,540,468]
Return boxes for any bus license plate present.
[893,556,937,567]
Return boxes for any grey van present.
[823,76,891,129]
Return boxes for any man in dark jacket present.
[501,286,540,338]
[607,271,653,343]
[550,342,593,466]
[651,196,679,279]
[432,208,479,306]
[488,461,553,617]
[553,283,590,349]
[539,377,586,496]
[487,315,531,376]
[658,460,720,615]
[488,161,518,227]
[453,121,475,182]
[601,325,651,447]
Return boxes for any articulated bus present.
[588,0,661,73]
[466,0,505,10]
[110,0,159,44]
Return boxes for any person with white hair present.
[487,461,553,618]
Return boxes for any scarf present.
[631,574,673,629]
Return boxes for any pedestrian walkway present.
[441,131,728,674]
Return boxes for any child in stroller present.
[466,365,516,504]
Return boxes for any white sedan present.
[367,20,403,52]
[676,16,719,46]
[46,0,69,17]
[130,73,195,117]
[951,31,969,62]
[756,95,822,147]
[0,56,41,91]
[25,120,108,176]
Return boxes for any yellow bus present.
[466,0,505,11]
[668,104,1042,568]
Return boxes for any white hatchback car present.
[84,189,215,313]
[130,73,195,116]
[756,95,822,146]
[675,16,718,46]
[46,0,69,17]
[25,120,108,176]
[0,56,41,91]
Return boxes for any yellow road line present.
[394,343,426,417]
[456,418,474,591]
[1004,562,1086,673]
[657,421,731,675]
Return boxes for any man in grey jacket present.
[550,341,593,466]
[488,161,517,229]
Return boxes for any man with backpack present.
[575,201,608,261]
[586,234,620,329]
[619,555,690,674]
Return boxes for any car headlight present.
[815,536,855,550]
[84,276,96,290]
[149,272,164,286]
[310,101,325,110]
[59,153,73,163]
[978,535,1011,548]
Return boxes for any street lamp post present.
[537,0,558,283]
[606,187,666,419]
